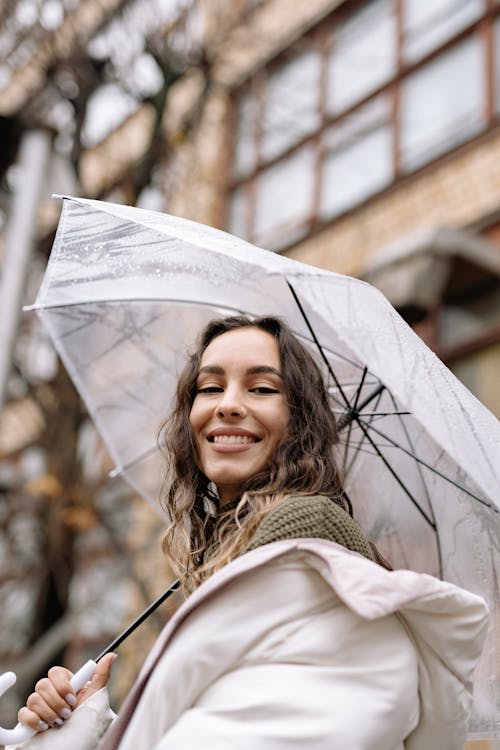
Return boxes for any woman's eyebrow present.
[246,366,283,379]
[198,365,283,378]
[198,365,224,375]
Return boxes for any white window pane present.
[261,49,321,163]
[403,0,484,64]
[233,91,258,179]
[399,36,485,172]
[254,145,314,247]
[320,97,393,219]
[327,0,396,115]
[228,185,249,239]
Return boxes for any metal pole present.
[0,129,52,410]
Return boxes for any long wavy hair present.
[159,315,350,592]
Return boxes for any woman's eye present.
[197,386,223,394]
[251,386,280,394]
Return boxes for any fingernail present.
[38,720,49,731]
[60,707,72,719]
[65,693,77,706]
[53,718,64,727]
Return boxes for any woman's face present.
[189,327,289,505]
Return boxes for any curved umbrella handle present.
[0,659,97,746]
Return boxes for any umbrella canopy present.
[30,195,499,736]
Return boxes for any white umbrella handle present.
[0,659,96,745]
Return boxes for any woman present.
[11,316,488,750]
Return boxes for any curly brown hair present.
[159,315,349,591]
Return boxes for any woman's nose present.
[215,390,246,418]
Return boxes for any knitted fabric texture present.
[245,495,375,561]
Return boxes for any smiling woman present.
[9,316,489,750]
[160,315,352,592]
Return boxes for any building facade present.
[164,0,500,420]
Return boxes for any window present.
[320,96,393,219]
[399,35,485,171]
[254,144,315,248]
[233,89,259,180]
[261,49,321,162]
[327,0,396,114]
[229,0,499,250]
[402,0,485,63]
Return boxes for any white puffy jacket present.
[9,539,488,750]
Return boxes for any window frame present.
[227,0,500,250]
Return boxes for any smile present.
[209,435,259,444]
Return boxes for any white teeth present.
[212,435,256,444]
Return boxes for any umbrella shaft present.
[95,580,180,662]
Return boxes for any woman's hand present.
[17,653,116,733]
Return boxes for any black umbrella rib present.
[351,366,368,413]
[286,282,391,432]
[383,389,443,578]
[342,387,387,480]
[360,420,495,510]
[340,366,369,469]
[354,418,437,529]
[286,281,352,412]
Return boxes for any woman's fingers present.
[20,671,71,729]
[18,704,51,732]
[18,681,69,730]
[75,653,117,706]
[17,655,116,733]
[47,665,76,704]
[92,653,116,689]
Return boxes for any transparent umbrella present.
[2,195,499,740]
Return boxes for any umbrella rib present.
[383,390,443,578]
[360,420,495,509]
[337,438,395,452]
[354,418,437,529]
[328,379,380,392]
[351,366,368,413]
[108,445,159,478]
[342,409,356,471]
[342,387,386,478]
[342,411,411,418]
[385,389,436,518]
[286,281,352,411]
[340,366,369,468]
[27,297,254,314]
